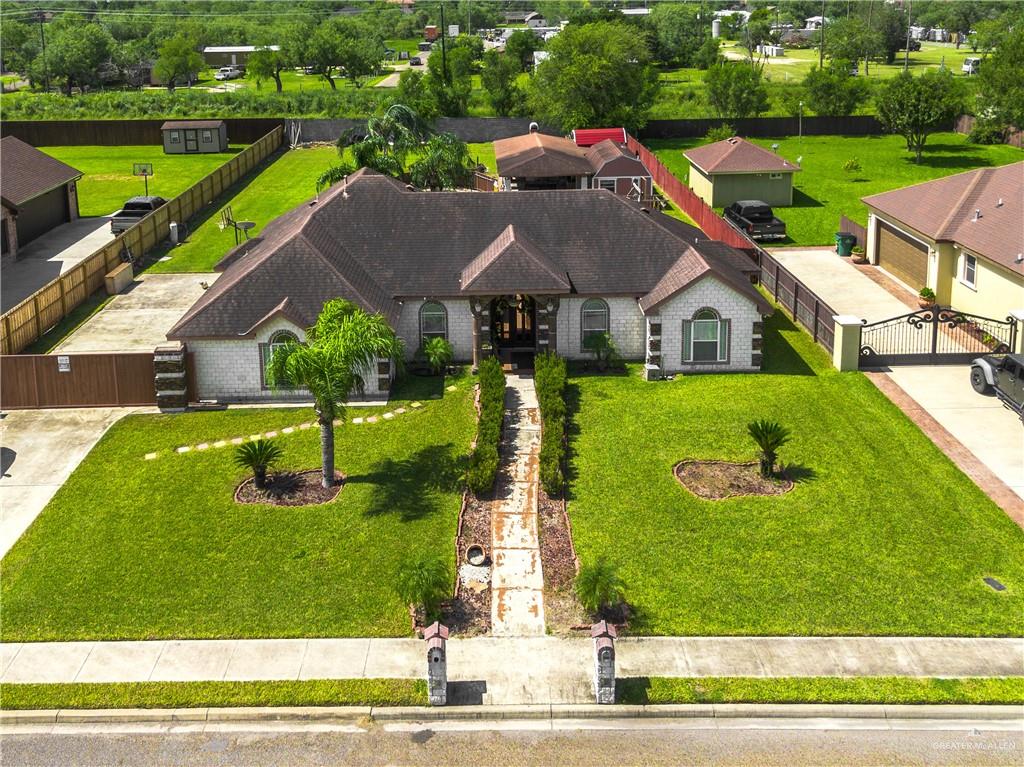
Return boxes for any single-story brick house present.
[494,130,652,198]
[167,170,770,403]
[862,161,1024,319]
[684,137,801,208]
[1,136,82,262]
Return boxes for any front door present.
[491,295,536,350]
[184,130,199,153]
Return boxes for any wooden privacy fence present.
[0,126,284,355]
[758,249,838,354]
[0,118,284,147]
[627,135,756,252]
[0,353,157,409]
[839,215,868,248]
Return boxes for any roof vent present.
[972,208,982,221]
[727,137,739,144]
[640,207,650,215]
[405,184,416,191]
[996,198,1004,207]
[529,121,539,133]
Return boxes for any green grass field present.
[194,68,389,93]
[150,143,497,273]
[40,145,245,217]
[648,132,1022,245]
[566,309,1024,637]
[0,374,475,642]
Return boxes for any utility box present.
[423,621,449,706]
[105,261,134,295]
[592,620,617,704]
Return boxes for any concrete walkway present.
[2,637,1021,706]
[0,407,154,559]
[768,248,912,322]
[491,375,546,637]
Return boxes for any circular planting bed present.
[673,460,793,501]
[235,470,344,507]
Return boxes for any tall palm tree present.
[342,103,432,178]
[266,300,404,488]
[409,132,473,190]
[747,420,792,478]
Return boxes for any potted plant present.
[918,287,937,309]
[850,245,868,264]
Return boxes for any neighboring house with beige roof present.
[167,169,770,403]
[684,136,801,208]
[862,161,1024,320]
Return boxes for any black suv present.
[971,353,1024,418]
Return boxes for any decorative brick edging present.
[864,371,1024,529]
[142,400,428,461]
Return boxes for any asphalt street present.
[3,717,1021,766]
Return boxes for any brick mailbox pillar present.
[423,621,449,706]
[591,620,616,704]
[154,342,188,413]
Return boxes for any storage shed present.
[161,121,229,154]
[684,137,800,208]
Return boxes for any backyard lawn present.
[41,145,245,217]
[149,143,498,273]
[566,309,1024,637]
[648,132,1022,246]
[0,374,475,641]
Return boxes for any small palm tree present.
[575,557,627,617]
[233,438,283,490]
[266,300,404,489]
[747,420,792,478]
[583,332,618,371]
[423,337,454,376]
[396,554,451,622]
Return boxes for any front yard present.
[0,374,475,642]
[567,310,1024,637]
[648,133,1022,246]
[41,144,245,217]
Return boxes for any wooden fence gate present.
[0,353,158,409]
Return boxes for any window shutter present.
[719,319,731,362]
[682,320,692,362]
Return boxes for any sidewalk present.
[3,637,1021,706]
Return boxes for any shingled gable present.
[460,224,571,294]
[684,137,801,175]
[494,132,594,178]
[639,244,771,315]
[0,136,83,208]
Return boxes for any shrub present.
[746,420,792,478]
[575,556,627,616]
[919,286,936,302]
[704,123,736,143]
[842,158,862,173]
[422,337,454,376]
[583,332,620,371]
[534,351,568,496]
[466,356,505,494]
[967,119,1008,145]
[232,438,283,489]
[396,554,450,622]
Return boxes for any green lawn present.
[193,68,388,93]
[648,132,1022,245]
[149,143,497,273]
[566,309,1024,636]
[0,374,475,642]
[40,145,245,217]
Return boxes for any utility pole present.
[35,10,49,92]
[439,1,449,84]
[904,0,913,71]
[818,0,826,68]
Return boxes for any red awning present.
[571,128,627,147]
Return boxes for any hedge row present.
[466,356,506,495]
[534,352,568,497]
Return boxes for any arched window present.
[420,301,448,343]
[581,298,610,349]
[261,330,299,388]
[683,308,730,363]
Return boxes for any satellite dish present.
[237,221,256,240]
[771,143,780,152]
[796,155,803,166]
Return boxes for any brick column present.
[154,342,188,412]
[470,297,494,372]
[536,296,559,357]
[423,622,449,706]
[645,315,662,381]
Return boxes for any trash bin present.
[835,231,857,257]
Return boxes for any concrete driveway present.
[0,407,153,558]
[1,217,114,312]
[53,273,216,353]
[884,365,1024,501]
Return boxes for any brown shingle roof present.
[494,132,594,178]
[0,136,82,208]
[167,170,766,340]
[639,244,771,315]
[684,137,800,174]
[585,139,650,178]
[160,120,226,130]
[863,161,1024,273]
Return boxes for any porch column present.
[832,315,863,372]
[536,296,559,356]
[645,314,662,381]
[469,297,492,372]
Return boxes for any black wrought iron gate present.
[859,308,1018,367]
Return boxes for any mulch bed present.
[235,470,344,506]
[674,460,793,500]
[538,487,589,636]
[444,492,492,635]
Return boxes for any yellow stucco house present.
[684,136,801,208]
[862,161,1024,321]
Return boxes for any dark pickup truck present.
[110,196,166,234]
[724,200,787,241]
[971,353,1024,420]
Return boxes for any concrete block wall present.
[395,299,474,361]
[555,296,645,360]
[655,276,762,373]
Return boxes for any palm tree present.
[266,300,404,489]
[341,103,431,178]
[575,557,627,617]
[422,337,454,376]
[233,438,283,490]
[409,132,473,190]
[747,420,792,478]
[396,553,451,622]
